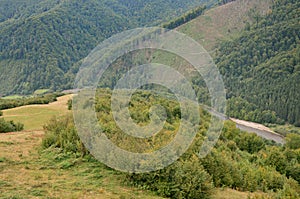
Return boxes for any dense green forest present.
[0,0,216,95]
[215,0,300,125]
[82,0,299,127]
[1,0,298,126]
[42,89,300,198]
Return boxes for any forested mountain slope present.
[179,0,299,125]
[215,0,300,125]
[0,0,216,95]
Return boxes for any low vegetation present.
[41,89,300,198]
[0,118,24,133]
[0,93,63,111]
[0,131,162,198]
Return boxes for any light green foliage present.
[33,89,51,95]
[127,156,213,199]
[286,133,300,150]
[42,89,300,198]
[42,115,87,156]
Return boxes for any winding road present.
[203,105,285,144]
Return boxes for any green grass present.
[3,106,59,130]
[0,141,14,146]
[33,89,50,95]
[1,95,26,100]
[1,95,72,130]
[0,157,7,162]
[0,93,162,198]
[0,147,163,199]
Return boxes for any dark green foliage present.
[0,118,24,133]
[67,99,72,110]
[216,0,300,125]
[0,110,2,116]
[286,133,300,150]
[127,157,213,199]
[227,97,284,124]
[286,165,300,183]
[162,6,206,29]
[0,0,215,95]
[0,93,62,110]
[234,133,266,154]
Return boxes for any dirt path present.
[230,118,285,144]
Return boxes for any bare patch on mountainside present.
[178,0,272,51]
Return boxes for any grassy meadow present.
[1,95,73,131]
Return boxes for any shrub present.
[0,118,24,133]
[67,99,72,110]
[235,133,266,154]
[286,133,300,150]
[127,156,213,199]
[42,115,87,156]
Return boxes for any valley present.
[0,0,299,198]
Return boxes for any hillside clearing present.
[0,131,163,199]
[1,94,73,131]
[178,0,272,51]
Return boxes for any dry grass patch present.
[0,131,163,199]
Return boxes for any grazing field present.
[0,131,268,199]
[0,131,163,199]
[0,94,162,198]
[1,95,73,131]
[1,95,26,100]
